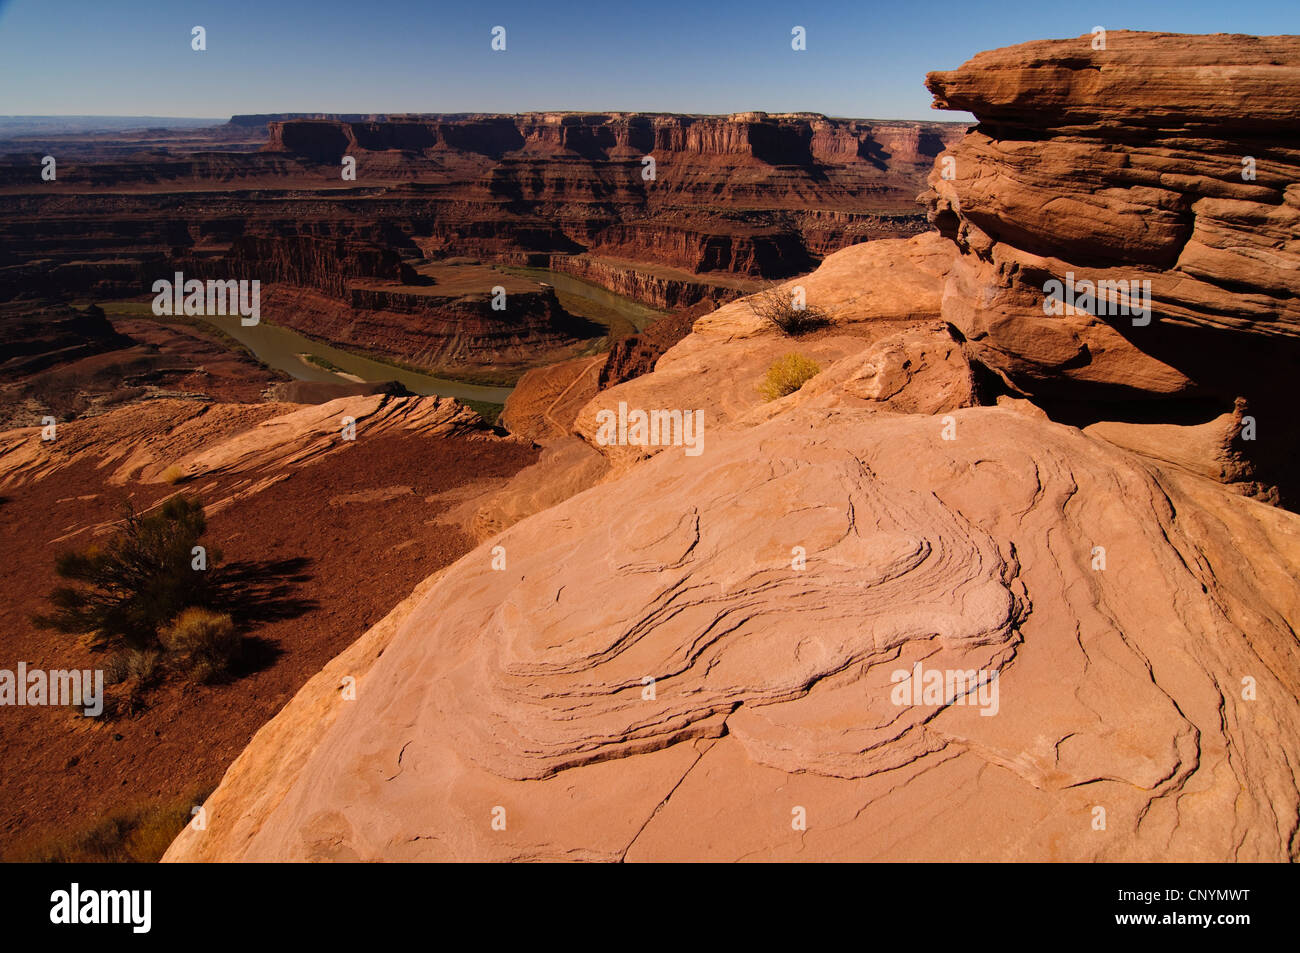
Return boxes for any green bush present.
[157,608,240,683]
[34,495,218,653]
[758,353,822,401]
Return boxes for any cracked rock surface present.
[164,34,1300,862]
[164,400,1300,860]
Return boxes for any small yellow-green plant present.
[759,353,822,401]
[157,607,240,683]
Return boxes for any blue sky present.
[0,0,1296,120]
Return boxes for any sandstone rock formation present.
[0,393,487,494]
[499,356,605,443]
[502,299,717,443]
[163,396,1300,861]
[922,31,1300,501]
[0,112,962,313]
[0,303,130,377]
[571,232,957,465]
[598,299,718,389]
[163,35,1300,862]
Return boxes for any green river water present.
[112,269,662,406]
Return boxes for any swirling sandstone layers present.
[163,393,1300,861]
[164,270,1300,862]
[163,35,1300,862]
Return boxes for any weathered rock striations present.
[0,393,486,493]
[922,32,1300,500]
[163,393,1300,861]
[163,36,1300,863]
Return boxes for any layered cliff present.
[264,112,959,171]
[0,112,962,378]
[922,31,1300,500]
[0,302,131,377]
[257,112,964,296]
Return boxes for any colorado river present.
[193,315,516,404]
[502,266,666,339]
[103,267,659,405]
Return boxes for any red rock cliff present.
[923,31,1300,501]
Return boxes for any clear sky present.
[0,0,1296,121]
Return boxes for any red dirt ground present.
[0,430,538,857]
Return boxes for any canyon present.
[155,33,1299,861]
[0,31,1297,863]
[0,111,963,387]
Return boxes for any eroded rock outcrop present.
[164,394,1300,861]
[0,393,486,492]
[572,232,957,465]
[922,31,1300,501]
[598,299,717,389]
[164,35,1300,863]
[0,302,131,377]
[187,235,588,371]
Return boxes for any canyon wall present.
[257,111,963,298]
[259,284,583,370]
[0,302,131,377]
[0,112,962,373]
[545,254,741,310]
[263,112,959,170]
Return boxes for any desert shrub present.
[4,789,212,863]
[759,353,822,401]
[126,648,162,684]
[102,652,130,686]
[96,649,161,719]
[746,286,830,335]
[33,495,219,652]
[159,464,186,485]
[103,648,161,687]
[157,608,240,683]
